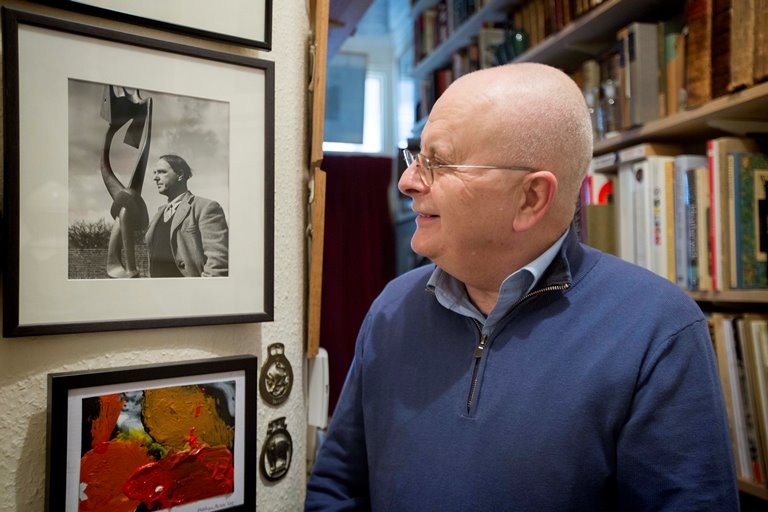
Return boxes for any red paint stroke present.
[195,401,202,417]
[79,439,152,512]
[123,444,234,508]
[91,394,124,453]
[188,427,199,449]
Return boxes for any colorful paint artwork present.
[77,382,237,511]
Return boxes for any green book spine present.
[738,152,768,288]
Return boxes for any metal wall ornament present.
[259,417,292,482]
[259,343,293,405]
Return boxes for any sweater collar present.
[426,228,572,329]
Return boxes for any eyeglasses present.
[402,149,536,186]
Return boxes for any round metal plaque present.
[259,417,293,482]
[259,343,293,406]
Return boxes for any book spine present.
[686,168,700,289]
[708,140,720,290]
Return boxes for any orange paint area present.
[143,386,234,451]
[79,439,153,512]
[90,394,124,452]
[123,444,234,508]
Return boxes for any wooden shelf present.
[410,0,441,17]
[689,288,768,305]
[739,479,768,500]
[594,81,768,155]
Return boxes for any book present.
[712,312,748,479]
[734,152,768,288]
[618,144,682,269]
[711,0,732,98]
[616,26,631,130]
[707,137,758,291]
[728,0,755,92]
[745,314,768,481]
[650,156,677,281]
[617,161,638,265]
[626,22,659,126]
[735,317,767,483]
[583,203,617,255]
[674,155,708,288]
[618,142,682,163]
[672,29,687,113]
[634,159,653,270]
[685,0,713,108]
[478,26,506,69]
[661,20,685,116]
[692,166,713,290]
[756,0,768,82]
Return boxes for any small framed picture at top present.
[2,8,275,336]
[45,355,258,511]
[31,0,273,50]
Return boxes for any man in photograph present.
[145,154,229,277]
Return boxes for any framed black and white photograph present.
[31,0,272,50]
[2,9,275,336]
[46,355,258,511]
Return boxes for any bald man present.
[306,64,738,511]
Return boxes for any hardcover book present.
[674,155,708,288]
[756,0,768,82]
[728,0,755,92]
[708,137,758,291]
[711,0,732,98]
[685,0,713,108]
[626,22,659,126]
[735,152,768,288]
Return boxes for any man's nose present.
[398,163,427,196]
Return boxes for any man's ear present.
[512,172,557,231]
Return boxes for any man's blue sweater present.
[306,231,739,511]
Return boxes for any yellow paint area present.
[143,385,234,451]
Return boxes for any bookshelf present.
[514,0,672,69]
[739,480,768,502]
[593,81,768,155]
[407,0,768,504]
[411,0,511,81]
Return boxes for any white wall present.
[0,1,310,510]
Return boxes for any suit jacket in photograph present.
[145,191,229,277]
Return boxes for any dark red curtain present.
[320,153,396,414]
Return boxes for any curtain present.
[320,153,396,414]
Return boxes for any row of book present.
[416,25,508,120]
[578,138,768,291]
[413,0,491,64]
[573,1,768,142]
[710,312,768,487]
[508,0,609,49]
[413,0,613,119]
[413,0,610,63]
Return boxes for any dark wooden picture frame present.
[2,8,275,336]
[31,0,273,50]
[46,355,258,511]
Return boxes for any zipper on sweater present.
[465,283,570,415]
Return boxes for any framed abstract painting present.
[2,9,275,336]
[46,355,257,511]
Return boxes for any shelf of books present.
[593,82,768,156]
[410,0,678,130]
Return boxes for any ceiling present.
[327,0,374,60]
